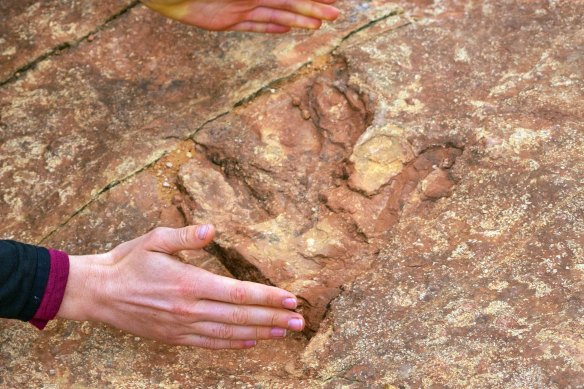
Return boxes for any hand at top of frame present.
[142,0,340,33]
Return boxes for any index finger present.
[187,268,298,309]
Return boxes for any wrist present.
[141,0,189,21]
[56,253,111,323]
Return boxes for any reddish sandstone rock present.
[176,64,463,333]
[0,0,135,83]
[1,0,583,387]
[301,0,584,387]
[421,168,455,199]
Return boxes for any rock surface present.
[1,0,583,387]
[0,0,136,83]
[0,0,402,243]
[178,63,463,333]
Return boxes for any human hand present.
[57,224,304,349]
[142,0,340,33]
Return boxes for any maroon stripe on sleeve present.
[29,249,70,330]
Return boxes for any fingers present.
[176,323,287,348]
[192,300,305,331]
[177,334,258,349]
[189,322,287,340]
[260,0,340,21]
[184,268,298,309]
[175,322,289,348]
[246,7,323,29]
[230,21,291,34]
[144,224,215,254]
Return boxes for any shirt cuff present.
[29,249,70,330]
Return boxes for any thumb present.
[145,224,215,254]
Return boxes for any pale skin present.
[55,0,340,350]
[142,0,340,33]
[57,225,305,349]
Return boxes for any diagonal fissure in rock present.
[35,7,415,260]
[339,8,405,45]
[36,112,229,245]
[38,148,163,244]
[38,13,412,244]
[0,1,140,87]
[224,7,409,117]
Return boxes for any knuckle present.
[229,284,248,304]
[264,289,278,307]
[231,307,249,325]
[156,325,179,343]
[268,9,277,23]
[189,301,204,321]
[178,279,199,299]
[178,227,191,247]
[200,337,219,349]
[270,312,280,327]
[255,326,261,340]
[170,303,192,319]
[169,334,186,345]
[213,324,234,340]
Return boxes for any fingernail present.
[282,298,297,309]
[288,318,304,331]
[243,340,257,348]
[270,328,286,338]
[197,224,210,240]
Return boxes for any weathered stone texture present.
[300,0,584,387]
[1,0,583,387]
[0,0,402,244]
[176,63,463,332]
[0,0,136,83]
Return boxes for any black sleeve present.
[0,240,50,321]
